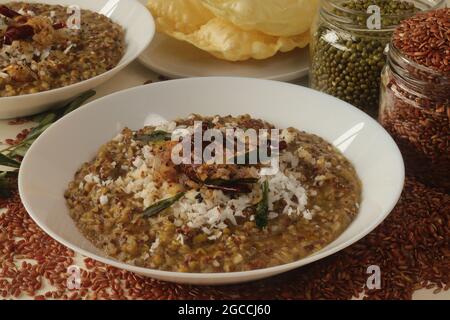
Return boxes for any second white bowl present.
[0,0,155,119]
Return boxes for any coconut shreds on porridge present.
[65,115,362,273]
[0,2,125,97]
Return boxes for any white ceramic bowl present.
[0,0,155,119]
[19,78,405,285]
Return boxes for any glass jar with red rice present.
[379,8,449,192]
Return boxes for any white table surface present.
[0,60,448,300]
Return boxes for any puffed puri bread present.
[147,0,313,61]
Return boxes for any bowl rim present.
[0,0,155,102]
[18,77,405,282]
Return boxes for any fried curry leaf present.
[135,130,171,143]
[255,180,269,229]
[204,177,259,193]
[143,192,185,218]
[204,177,259,186]
[204,183,253,194]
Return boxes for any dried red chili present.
[0,4,67,45]
[3,25,34,45]
[0,4,21,18]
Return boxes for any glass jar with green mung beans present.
[309,0,445,118]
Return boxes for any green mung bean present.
[310,0,418,118]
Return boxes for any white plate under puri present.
[138,32,310,81]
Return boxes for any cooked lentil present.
[64,115,362,272]
[0,2,125,97]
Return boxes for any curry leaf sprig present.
[204,177,259,186]
[203,177,258,194]
[134,130,171,143]
[0,153,20,168]
[143,192,186,218]
[255,180,269,229]
[0,90,96,198]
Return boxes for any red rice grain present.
[7,118,31,126]
[0,177,448,300]
[3,128,31,146]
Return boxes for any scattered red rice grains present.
[379,8,450,192]
[0,177,448,300]
[157,75,170,82]
[3,128,31,146]
[7,118,31,126]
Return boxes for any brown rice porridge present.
[0,2,125,97]
[65,115,362,273]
